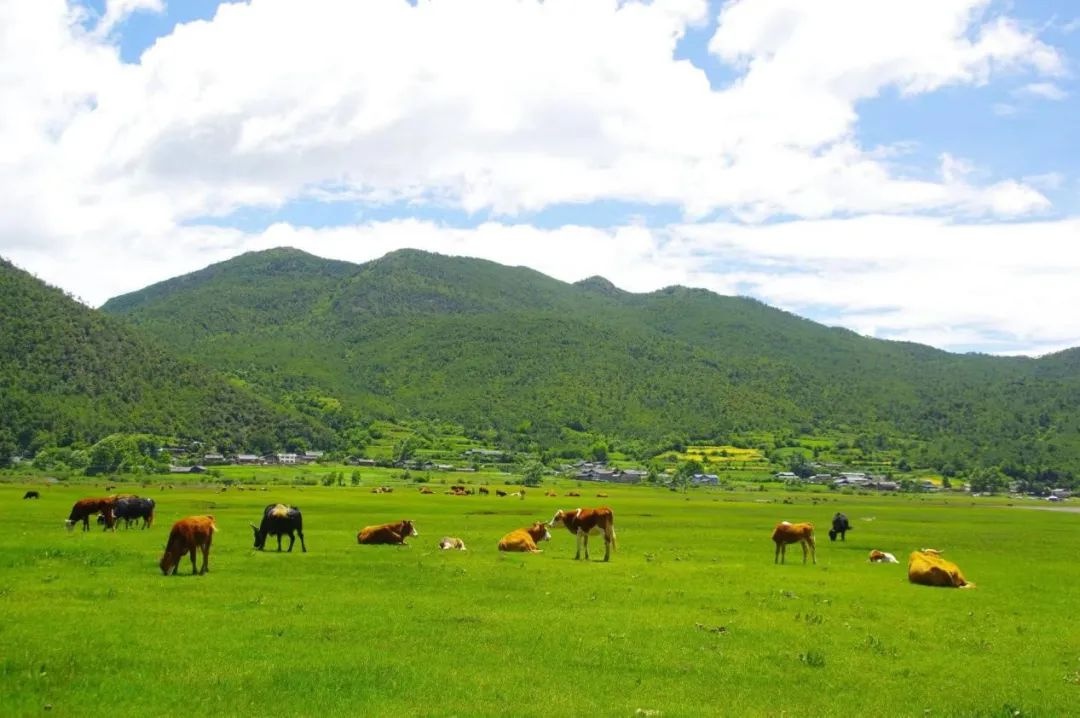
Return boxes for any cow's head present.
[402,520,418,537]
[250,523,266,550]
[529,522,552,542]
[64,519,75,532]
[159,551,177,576]
[548,510,566,527]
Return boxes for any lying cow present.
[907,550,974,588]
[549,507,616,561]
[868,549,899,564]
[65,497,116,532]
[114,496,155,529]
[828,512,851,541]
[357,520,417,545]
[497,522,551,553]
[159,515,217,575]
[772,521,816,564]
[251,504,306,552]
[438,536,467,551]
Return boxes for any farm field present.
[2,481,1078,717]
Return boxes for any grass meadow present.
[1,478,1078,717]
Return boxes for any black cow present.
[114,496,155,529]
[250,504,306,552]
[828,512,851,542]
[23,490,40,499]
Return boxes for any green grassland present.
[2,479,1078,717]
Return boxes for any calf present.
[828,512,851,542]
[869,549,899,564]
[113,496,155,529]
[772,521,816,564]
[357,520,417,545]
[65,497,116,532]
[159,516,217,575]
[23,490,40,499]
[549,507,617,561]
[498,522,551,553]
[907,550,974,588]
[250,504,306,552]
[438,536,467,551]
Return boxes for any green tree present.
[521,460,546,487]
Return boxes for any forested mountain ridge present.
[101,247,1080,479]
[0,257,332,461]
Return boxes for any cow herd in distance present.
[56,490,974,587]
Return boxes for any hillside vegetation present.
[97,247,1080,486]
[0,257,331,465]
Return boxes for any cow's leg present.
[801,541,808,564]
[199,542,210,575]
[574,532,583,560]
[298,530,306,553]
[276,533,283,552]
[583,533,590,560]
[188,547,198,575]
[286,532,295,552]
[603,533,611,562]
[774,542,780,564]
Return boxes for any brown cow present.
[478,487,490,495]
[566,491,580,497]
[357,520,417,545]
[159,516,217,575]
[772,521,816,564]
[545,490,558,497]
[497,522,551,553]
[419,487,434,494]
[65,497,116,532]
[549,507,617,561]
[908,550,975,588]
[869,549,899,564]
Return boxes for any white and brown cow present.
[549,507,617,562]
[772,521,816,564]
[357,520,417,545]
[497,522,551,553]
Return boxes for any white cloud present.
[0,0,1074,354]
[1017,81,1068,100]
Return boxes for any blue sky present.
[4,0,1080,355]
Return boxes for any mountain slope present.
[101,248,1080,474]
[0,257,332,456]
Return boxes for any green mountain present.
[0,256,332,460]
[101,247,1080,480]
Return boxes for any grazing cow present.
[497,522,551,553]
[65,497,116,532]
[250,504,306,552]
[438,536,467,551]
[828,512,851,542]
[869,549,899,564]
[495,490,507,497]
[159,516,216,575]
[113,496,155,529]
[23,490,40,499]
[549,507,617,562]
[907,550,974,588]
[772,521,816,564]
[357,520,417,545]
[478,487,490,495]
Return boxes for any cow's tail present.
[208,515,218,532]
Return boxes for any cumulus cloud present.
[0,0,1074,354]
